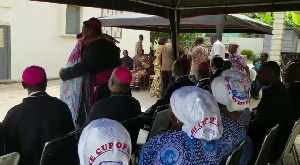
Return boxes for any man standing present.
[228,43,250,76]
[121,50,133,70]
[89,67,142,150]
[188,37,208,84]
[247,61,295,163]
[160,39,174,95]
[135,34,144,55]
[210,34,225,59]
[3,66,74,165]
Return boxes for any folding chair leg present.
[293,144,300,165]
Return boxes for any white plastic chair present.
[0,152,20,165]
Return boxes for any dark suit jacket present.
[146,76,195,116]
[197,78,211,91]
[210,68,224,81]
[248,81,296,162]
[2,92,74,165]
[60,39,121,81]
[89,92,142,150]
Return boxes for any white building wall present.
[222,37,264,55]
[0,0,150,81]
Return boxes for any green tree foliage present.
[150,32,205,48]
[244,12,300,28]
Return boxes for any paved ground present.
[0,80,299,164]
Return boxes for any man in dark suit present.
[143,59,195,124]
[248,61,296,163]
[88,67,142,150]
[210,56,224,81]
[3,66,74,165]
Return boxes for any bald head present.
[228,44,239,54]
[108,67,132,92]
[210,34,218,45]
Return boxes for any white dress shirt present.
[210,40,225,59]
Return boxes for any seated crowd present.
[1,56,299,165]
[0,22,299,164]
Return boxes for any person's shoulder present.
[47,96,70,109]
[5,103,24,117]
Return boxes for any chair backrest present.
[39,130,82,165]
[283,119,300,157]
[225,140,246,165]
[147,108,170,140]
[0,152,20,165]
[255,124,279,165]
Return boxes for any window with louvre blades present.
[65,6,80,35]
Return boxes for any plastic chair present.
[136,108,170,146]
[39,130,82,165]
[274,119,300,165]
[225,140,246,165]
[255,124,279,165]
[0,152,20,165]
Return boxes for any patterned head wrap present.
[170,86,223,140]
[78,119,131,165]
[212,69,251,112]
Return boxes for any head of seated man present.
[211,56,224,72]
[257,61,281,86]
[196,62,210,90]
[172,58,191,79]
[108,67,132,93]
[210,56,224,82]
[78,119,132,165]
[223,60,232,71]
[22,66,47,95]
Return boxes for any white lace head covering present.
[170,86,223,141]
[212,69,251,112]
[78,119,132,165]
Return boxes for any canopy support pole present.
[169,9,180,60]
[216,26,224,42]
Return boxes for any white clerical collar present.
[28,91,47,97]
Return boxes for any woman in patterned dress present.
[139,71,252,165]
[211,69,253,164]
[140,87,226,165]
[150,37,167,97]
[132,46,150,90]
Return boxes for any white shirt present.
[210,40,225,59]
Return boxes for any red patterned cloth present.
[228,52,247,72]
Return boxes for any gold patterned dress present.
[150,45,163,98]
[132,55,149,89]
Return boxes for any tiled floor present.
[0,80,299,164]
